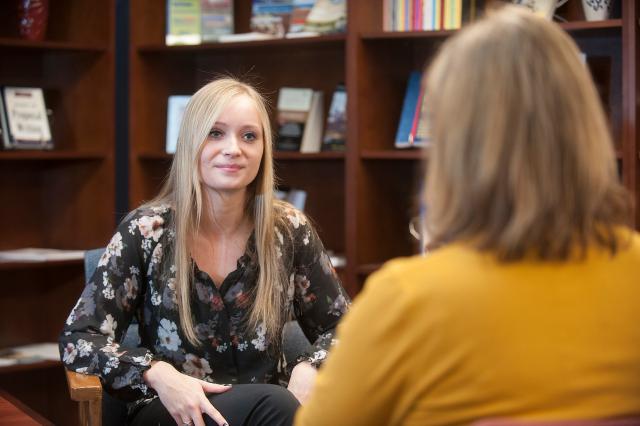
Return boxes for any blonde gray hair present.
[424,5,631,260]
[146,77,288,345]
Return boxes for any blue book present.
[394,71,422,148]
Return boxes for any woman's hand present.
[287,361,317,404]
[143,361,231,426]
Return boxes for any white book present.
[166,95,191,154]
[299,91,324,153]
[0,342,60,367]
[217,32,281,43]
[1,87,52,150]
[0,248,85,262]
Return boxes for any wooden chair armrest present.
[65,369,102,402]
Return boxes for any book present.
[251,0,295,37]
[299,91,324,153]
[0,87,52,150]
[217,32,280,42]
[0,248,85,262]
[276,87,314,151]
[166,95,191,154]
[288,0,316,35]
[275,187,308,211]
[200,0,233,42]
[322,84,346,152]
[0,342,60,367]
[166,0,202,45]
[395,71,423,149]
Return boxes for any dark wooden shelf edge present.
[274,152,345,160]
[138,152,173,161]
[0,360,61,375]
[361,19,622,40]
[357,263,383,276]
[0,151,106,161]
[0,37,107,52]
[137,34,346,53]
[0,258,83,271]
[361,29,454,40]
[560,19,622,31]
[360,149,425,160]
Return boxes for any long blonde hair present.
[424,5,632,260]
[145,78,288,345]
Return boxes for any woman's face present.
[199,94,264,196]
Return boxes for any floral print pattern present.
[59,204,350,408]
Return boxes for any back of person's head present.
[424,4,632,261]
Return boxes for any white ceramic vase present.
[582,0,614,21]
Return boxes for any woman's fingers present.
[199,380,232,394]
[200,396,229,426]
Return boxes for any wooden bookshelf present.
[346,0,638,288]
[0,1,116,424]
[129,0,348,291]
[128,1,638,297]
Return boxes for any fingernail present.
[223,423,228,426]
[222,383,232,387]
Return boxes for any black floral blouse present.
[59,203,350,408]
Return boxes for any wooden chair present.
[474,418,640,426]
[65,248,313,426]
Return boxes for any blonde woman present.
[297,6,640,425]
[60,78,349,426]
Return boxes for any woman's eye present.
[209,129,223,139]
[243,132,258,142]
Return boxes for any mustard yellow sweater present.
[296,231,640,425]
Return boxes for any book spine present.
[0,89,11,149]
[395,71,422,148]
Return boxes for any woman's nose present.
[222,135,241,156]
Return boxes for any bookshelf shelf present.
[360,149,425,160]
[361,29,455,40]
[138,151,173,161]
[0,151,106,162]
[361,20,622,41]
[274,152,345,161]
[356,263,382,276]
[0,1,115,422]
[128,0,639,298]
[137,34,346,53]
[0,360,61,375]
[0,38,107,52]
[0,258,84,271]
[560,19,623,31]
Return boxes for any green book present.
[166,0,202,45]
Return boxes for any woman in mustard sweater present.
[296,5,640,425]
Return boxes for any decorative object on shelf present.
[511,0,568,20]
[322,84,346,152]
[288,0,317,36]
[166,0,202,45]
[166,95,191,154]
[305,0,346,34]
[17,0,49,41]
[0,87,52,150]
[581,0,613,21]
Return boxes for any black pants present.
[128,384,300,426]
